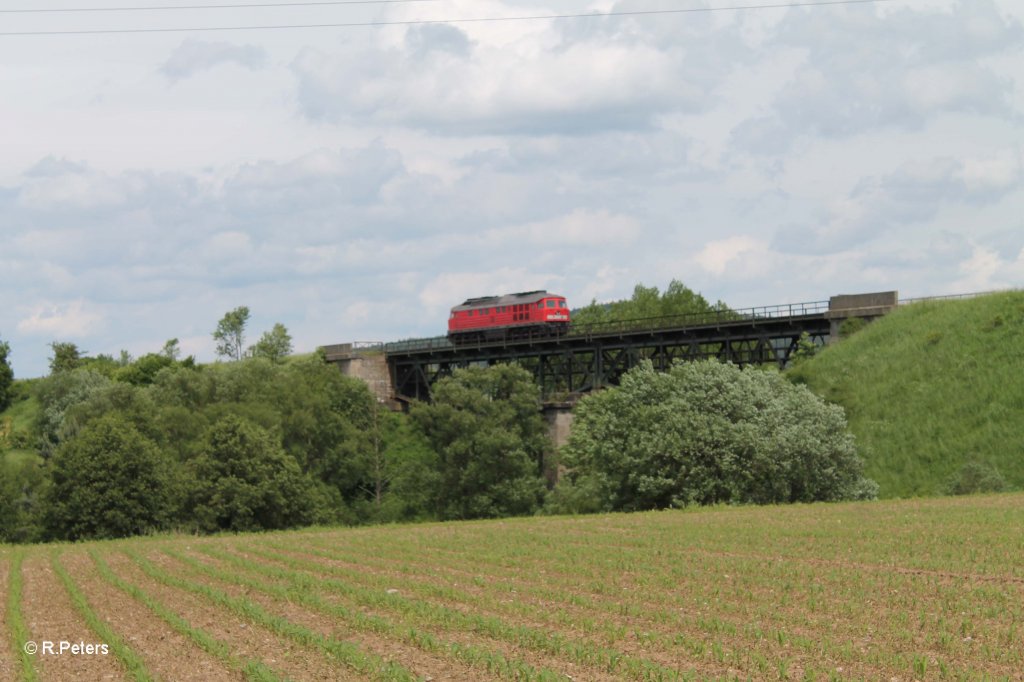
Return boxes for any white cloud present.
[16,301,103,338]
[695,236,765,276]
[290,12,741,135]
[2,0,1024,378]
[485,209,641,246]
[418,268,565,311]
[160,40,267,82]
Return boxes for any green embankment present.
[788,291,1024,498]
[1,380,41,472]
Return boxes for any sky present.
[1,0,1022,378]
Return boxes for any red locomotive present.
[448,290,571,342]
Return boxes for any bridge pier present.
[321,343,401,409]
[542,400,576,449]
[824,291,898,341]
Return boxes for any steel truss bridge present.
[377,292,898,401]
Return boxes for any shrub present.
[838,317,868,338]
[561,360,875,511]
[42,414,177,540]
[945,461,1008,495]
[412,364,548,520]
[186,415,317,533]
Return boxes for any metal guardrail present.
[384,300,830,354]
[321,341,384,358]
[899,290,1012,305]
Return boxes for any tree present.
[945,461,1007,495]
[571,280,725,329]
[0,458,47,544]
[0,338,12,411]
[42,414,177,540]
[412,364,548,519]
[186,415,316,533]
[250,323,293,363]
[560,360,876,512]
[161,338,181,360]
[213,306,250,361]
[34,369,112,458]
[48,341,82,374]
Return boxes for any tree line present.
[1,289,877,543]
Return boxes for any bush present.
[561,360,875,511]
[186,415,317,533]
[945,461,1008,495]
[838,317,868,338]
[42,414,178,540]
[412,364,548,520]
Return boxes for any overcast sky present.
[1,0,1021,377]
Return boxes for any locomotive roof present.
[452,290,561,311]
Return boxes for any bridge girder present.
[388,316,830,402]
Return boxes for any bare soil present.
[100,551,361,681]
[19,552,127,680]
[160,546,500,682]
[0,553,17,682]
[58,550,241,682]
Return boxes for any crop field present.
[2,494,1023,681]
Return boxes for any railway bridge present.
[324,291,898,404]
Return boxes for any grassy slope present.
[788,291,1024,498]
[1,380,41,472]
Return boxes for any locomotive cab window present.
[546,300,555,308]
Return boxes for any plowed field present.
[3,494,1023,681]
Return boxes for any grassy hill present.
[788,291,1024,498]
[0,380,40,473]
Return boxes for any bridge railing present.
[383,300,830,354]
[899,290,1006,305]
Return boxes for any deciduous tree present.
[42,414,177,540]
[212,306,250,361]
[250,323,293,362]
[186,415,316,532]
[560,360,876,512]
[412,364,548,519]
[0,338,12,410]
[48,341,82,374]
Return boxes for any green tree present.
[250,323,293,362]
[42,414,177,540]
[48,341,82,374]
[0,458,47,543]
[945,461,1007,495]
[0,338,12,411]
[34,369,112,458]
[561,360,875,512]
[213,306,250,361]
[161,338,181,360]
[114,353,176,386]
[186,415,316,533]
[412,364,548,519]
[571,280,724,330]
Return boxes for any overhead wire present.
[0,0,444,13]
[0,0,896,36]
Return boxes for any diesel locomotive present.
[447,290,570,343]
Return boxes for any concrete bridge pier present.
[321,343,401,409]
[542,400,576,449]
[825,291,898,341]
